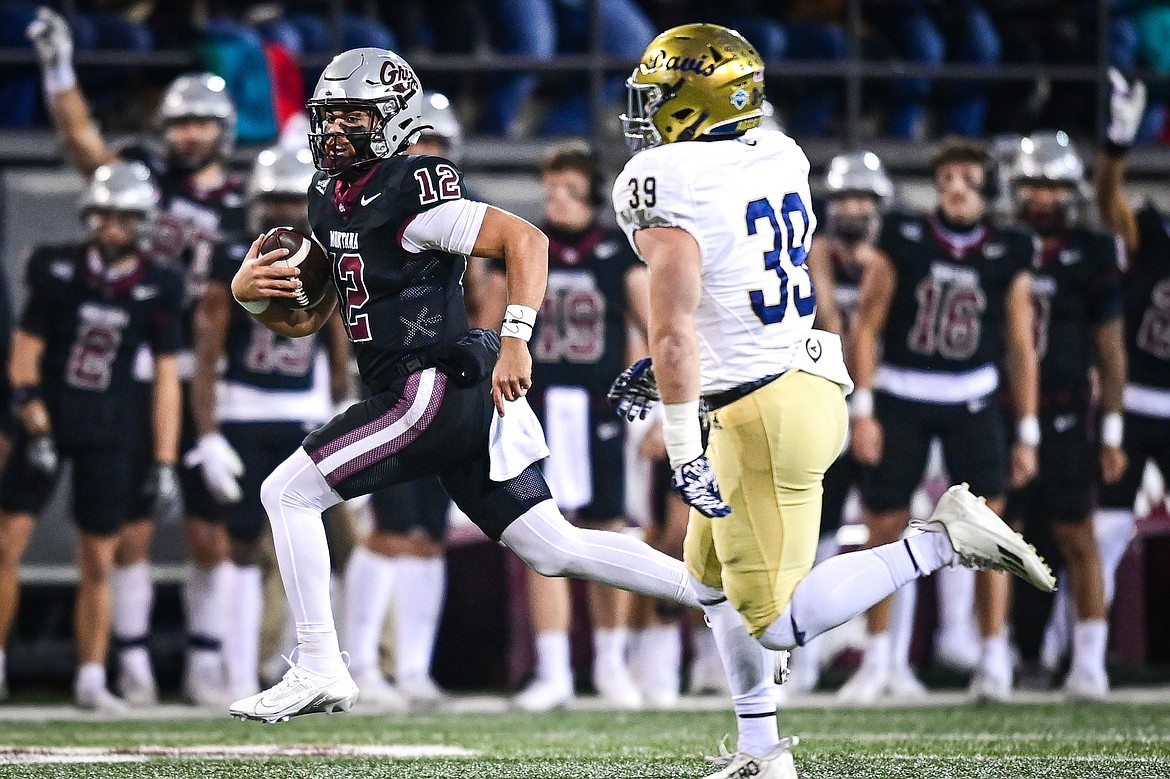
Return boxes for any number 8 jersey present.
[613,128,846,393]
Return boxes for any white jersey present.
[613,129,852,394]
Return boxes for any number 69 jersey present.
[613,128,848,393]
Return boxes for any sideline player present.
[227,47,709,724]
[484,142,650,712]
[608,24,1054,779]
[844,138,1042,703]
[189,146,351,701]
[26,7,245,703]
[1088,70,1170,667]
[1003,131,1126,699]
[0,162,183,710]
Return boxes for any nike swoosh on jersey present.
[360,193,382,206]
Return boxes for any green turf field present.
[2,703,1169,778]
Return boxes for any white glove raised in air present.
[184,432,245,504]
[25,7,76,96]
[1107,67,1147,150]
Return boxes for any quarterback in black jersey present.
[226,47,700,724]
[1002,132,1127,701]
[28,7,248,705]
[846,138,1041,703]
[0,162,183,712]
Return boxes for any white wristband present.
[1101,411,1124,448]
[501,304,537,342]
[849,387,874,418]
[1017,415,1041,448]
[663,400,704,469]
[234,294,269,315]
[42,59,76,98]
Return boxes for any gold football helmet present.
[621,23,766,153]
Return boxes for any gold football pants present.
[684,370,848,638]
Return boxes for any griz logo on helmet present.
[379,61,419,96]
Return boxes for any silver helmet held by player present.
[416,91,464,162]
[823,151,893,244]
[307,47,426,175]
[247,145,316,234]
[1007,131,1086,233]
[156,72,237,166]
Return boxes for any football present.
[260,226,332,310]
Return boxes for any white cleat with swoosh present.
[229,656,358,724]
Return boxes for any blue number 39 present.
[746,193,816,325]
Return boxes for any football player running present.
[190,146,352,702]
[27,6,246,704]
[227,48,708,725]
[1085,70,1170,677]
[609,24,1054,778]
[1002,131,1126,700]
[0,162,183,711]
[844,138,1044,704]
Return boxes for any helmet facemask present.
[621,76,667,153]
[309,96,415,177]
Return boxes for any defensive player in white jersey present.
[607,24,1056,779]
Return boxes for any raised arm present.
[1096,68,1147,254]
[27,7,116,176]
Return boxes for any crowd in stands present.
[2,1,1170,143]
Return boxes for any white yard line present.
[0,744,479,766]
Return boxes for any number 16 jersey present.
[613,129,845,394]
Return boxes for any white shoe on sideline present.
[75,684,128,714]
[230,658,358,724]
[398,673,448,706]
[117,655,159,707]
[514,676,574,713]
[835,665,889,705]
[702,736,799,779]
[969,666,1013,703]
[934,627,981,672]
[887,666,928,699]
[913,484,1056,592]
[593,660,644,710]
[184,650,229,707]
[351,667,407,711]
[1063,668,1109,702]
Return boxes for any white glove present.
[184,432,244,504]
[26,6,76,96]
[1107,67,1147,149]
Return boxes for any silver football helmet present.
[416,91,464,162]
[824,151,894,201]
[1008,130,1085,186]
[247,146,315,233]
[307,47,425,175]
[157,72,237,163]
[79,160,159,219]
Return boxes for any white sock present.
[593,627,629,670]
[392,555,445,681]
[980,632,1011,676]
[860,631,892,672]
[343,546,396,674]
[185,561,230,652]
[261,449,344,675]
[692,576,778,755]
[500,500,700,608]
[760,532,952,649]
[935,565,976,637]
[535,631,572,684]
[889,579,917,672]
[223,564,264,691]
[634,624,681,696]
[1071,618,1108,677]
[1094,509,1136,607]
[112,562,153,644]
[75,662,106,692]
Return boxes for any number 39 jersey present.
[308,155,471,388]
[613,129,839,394]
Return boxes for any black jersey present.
[878,211,1037,373]
[1128,204,1170,390]
[1030,227,1124,394]
[490,223,639,397]
[19,244,184,437]
[122,143,247,312]
[211,240,319,391]
[307,156,471,388]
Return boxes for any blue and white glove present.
[1107,67,1147,151]
[608,357,658,421]
[670,455,731,518]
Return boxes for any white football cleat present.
[886,666,928,700]
[703,736,799,779]
[75,684,129,714]
[912,484,1057,592]
[835,665,889,705]
[397,673,448,706]
[230,659,358,724]
[1063,668,1109,702]
[117,658,159,707]
[968,667,1012,703]
[514,675,574,713]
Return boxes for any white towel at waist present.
[488,394,551,483]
